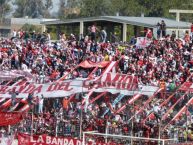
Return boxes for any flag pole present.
[105,119,108,143]
[80,106,83,139]
[80,83,83,139]
[55,115,58,137]
[31,110,33,136]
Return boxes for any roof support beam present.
[169,9,193,22]
[80,21,84,35]
[123,23,127,42]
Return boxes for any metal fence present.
[83,131,177,145]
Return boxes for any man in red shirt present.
[89,24,97,42]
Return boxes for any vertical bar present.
[80,108,83,139]
[31,112,33,135]
[122,23,127,42]
[8,125,10,134]
[105,121,108,143]
[158,122,161,145]
[176,12,180,22]
[80,21,84,36]
[82,132,85,145]
[162,140,165,145]
[131,103,134,145]
[55,118,58,137]
[80,82,84,139]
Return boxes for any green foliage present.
[80,0,115,17]
[77,0,193,21]
[13,0,53,18]
[0,0,11,18]
[21,23,42,32]
[58,0,81,19]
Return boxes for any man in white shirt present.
[12,29,17,38]
[38,94,44,114]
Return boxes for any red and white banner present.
[0,112,23,126]
[179,82,193,92]
[0,73,158,98]
[18,133,82,145]
[135,37,151,48]
[0,134,15,145]
[18,133,121,145]
[79,60,109,68]
[0,70,34,81]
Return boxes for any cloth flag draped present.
[79,60,110,68]
[102,94,125,117]
[135,37,151,48]
[0,73,159,98]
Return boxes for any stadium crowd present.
[0,22,193,144]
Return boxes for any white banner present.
[0,73,158,98]
[0,135,14,145]
[135,37,151,48]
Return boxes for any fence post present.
[105,121,108,143]
[82,132,85,145]
[162,140,165,145]
[55,118,58,137]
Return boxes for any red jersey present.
[191,24,193,32]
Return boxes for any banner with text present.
[18,133,121,145]
[0,73,158,98]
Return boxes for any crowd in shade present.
[0,22,193,144]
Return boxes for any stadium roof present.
[11,18,58,25]
[41,16,191,29]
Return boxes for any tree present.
[79,0,193,21]
[42,0,53,18]
[58,0,81,19]
[13,0,53,18]
[0,0,11,19]
[80,0,115,17]
[111,0,143,16]
[21,23,42,32]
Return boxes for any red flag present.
[0,112,23,126]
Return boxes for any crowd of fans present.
[0,22,193,144]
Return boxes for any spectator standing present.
[38,94,44,114]
[101,27,107,43]
[156,22,161,39]
[27,93,33,106]
[89,24,97,42]
[190,23,193,40]
[160,20,166,38]
[63,97,69,116]
[171,31,176,41]
[12,29,17,38]
[47,32,51,43]
[184,30,190,44]
[146,28,153,39]
[11,91,17,106]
